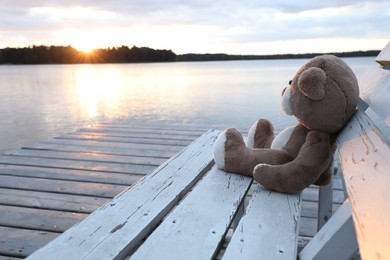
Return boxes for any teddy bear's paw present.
[253,163,273,174]
[253,163,274,187]
[253,163,274,180]
[213,130,227,170]
[253,164,300,193]
[247,119,274,149]
[224,128,246,149]
[214,128,247,172]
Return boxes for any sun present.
[74,43,96,54]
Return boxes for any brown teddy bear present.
[213,55,359,193]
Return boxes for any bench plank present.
[337,110,390,260]
[360,66,390,127]
[299,200,358,260]
[130,167,252,260]
[27,130,218,260]
[376,41,390,66]
[222,183,302,259]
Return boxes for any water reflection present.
[0,57,376,153]
[76,66,123,118]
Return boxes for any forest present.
[0,45,177,64]
[0,45,380,64]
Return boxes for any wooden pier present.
[0,122,346,259]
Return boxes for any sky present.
[0,0,389,55]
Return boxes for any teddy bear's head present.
[281,55,359,134]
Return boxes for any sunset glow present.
[1,1,388,55]
[74,43,96,54]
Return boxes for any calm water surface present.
[0,57,376,153]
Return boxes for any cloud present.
[228,2,390,42]
[0,0,388,53]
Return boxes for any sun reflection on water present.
[76,65,123,118]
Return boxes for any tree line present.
[177,50,381,62]
[0,45,177,64]
[0,45,380,64]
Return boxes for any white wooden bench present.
[28,43,390,260]
[300,43,390,260]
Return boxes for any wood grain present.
[27,130,218,260]
[131,167,252,260]
[223,183,302,259]
[337,110,390,260]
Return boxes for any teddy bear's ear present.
[298,67,327,100]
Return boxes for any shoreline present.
[0,45,380,65]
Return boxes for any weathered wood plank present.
[58,133,192,146]
[0,205,87,232]
[0,164,137,185]
[0,155,156,175]
[25,143,175,158]
[299,200,359,260]
[27,130,218,260]
[375,41,390,66]
[360,67,390,126]
[299,217,321,238]
[94,122,211,132]
[337,109,390,260]
[0,226,58,258]
[0,175,127,198]
[0,255,23,260]
[38,138,184,153]
[131,168,252,260]
[223,183,302,260]
[0,188,109,213]
[9,149,166,166]
[359,66,390,126]
[318,181,333,230]
[301,200,341,219]
[302,187,345,204]
[77,128,200,141]
[79,125,206,137]
[330,175,345,190]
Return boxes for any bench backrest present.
[336,42,390,260]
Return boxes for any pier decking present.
[0,122,346,259]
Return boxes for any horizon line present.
[0,44,381,57]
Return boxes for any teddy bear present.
[213,55,359,193]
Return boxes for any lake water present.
[0,57,377,153]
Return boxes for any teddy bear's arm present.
[314,156,333,186]
[280,124,309,158]
[253,130,334,193]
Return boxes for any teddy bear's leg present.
[247,119,275,149]
[214,128,254,176]
[253,131,333,193]
[214,128,292,177]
